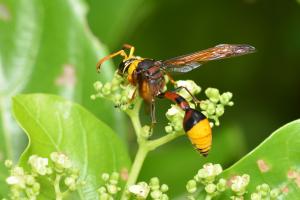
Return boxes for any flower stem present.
[121,145,149,200]
[54,174,63,200]
[147,130,185,151]
[121,98,185,199]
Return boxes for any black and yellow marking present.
[183,108,212,157]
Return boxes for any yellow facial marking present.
[126,59,143,83]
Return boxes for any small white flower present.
[166,105,181,117]
[28,155,49,175]
[129,182,150,199]
[50,152,72,170]
[197,163,223,183]
[6,176,22,185]
[6,167,26,188]
[176,80,201,101]
[231,174,250,193]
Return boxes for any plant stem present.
[121,145,149,199]
[54,174,63,200]
[147,130,185,151]
[121,99,185,199]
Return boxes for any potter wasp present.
[97,44,255,156]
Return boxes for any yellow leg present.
[96,44,136,72]
[96,50,128,72]
[123,44,135,58]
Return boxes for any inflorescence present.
[4,152,84,200]
[92,71,234,137]
[186,163,282,200]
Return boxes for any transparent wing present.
[161,44,255,73]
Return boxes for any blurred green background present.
[1,0,300,198]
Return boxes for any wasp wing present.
[160,44,255,73]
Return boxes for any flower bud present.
[107,184,118,194]
[98,186,107,194]
[215,104,224,116]
[205,183,216,194]
[150,190,162,199]
[270,188,280,198]
[165,125,173,134]
[99,193,110,200]
[206,102,216,115]
[205,88,220,103]
[101,173,110,181]
[149,177,160,190]
[217,178,227,192]
[251,192,261,200]
[220,92,233,105]
[28,155,49,176]
[161,194,169,200]
[64,177,76,187]
[4,160,13,168]
[109,172,119,185]
[186,180,197,193]
[160,184,169,192]
[102,83,112,95]
[25,175,35,186]
[257,183,270,197]
[93,81,103,91]
[50,152,72,172]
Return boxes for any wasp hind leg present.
[149,99,157,132]
[174,86,201,105]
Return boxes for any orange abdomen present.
[183,109,212,156]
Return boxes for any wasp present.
[96,44,255,156]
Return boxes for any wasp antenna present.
[96,49,129,73]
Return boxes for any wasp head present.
[118,58,137,75]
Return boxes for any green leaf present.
[12,94,130,199]
[0,0,125,179]
[217,120,300,199]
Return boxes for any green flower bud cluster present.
[165,104,185,134]
[4,152,82,200]
[50,152,83,192]
[230,174,250,199]
[128,177,169,200]
[91,72,137,111]
[97,172,121,200]
[165,80,200,135]
[5,164,40,200]
[250,183,281,200]
[186,163,226,199]
[164,80,233,135]
[176,80,201,101]
[200,88,233,126]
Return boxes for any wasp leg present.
[96,50,128,72]
[122,44,135,57]
[150,99,157,130]
[173,86,201,105]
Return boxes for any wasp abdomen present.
[183,109,212,156]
